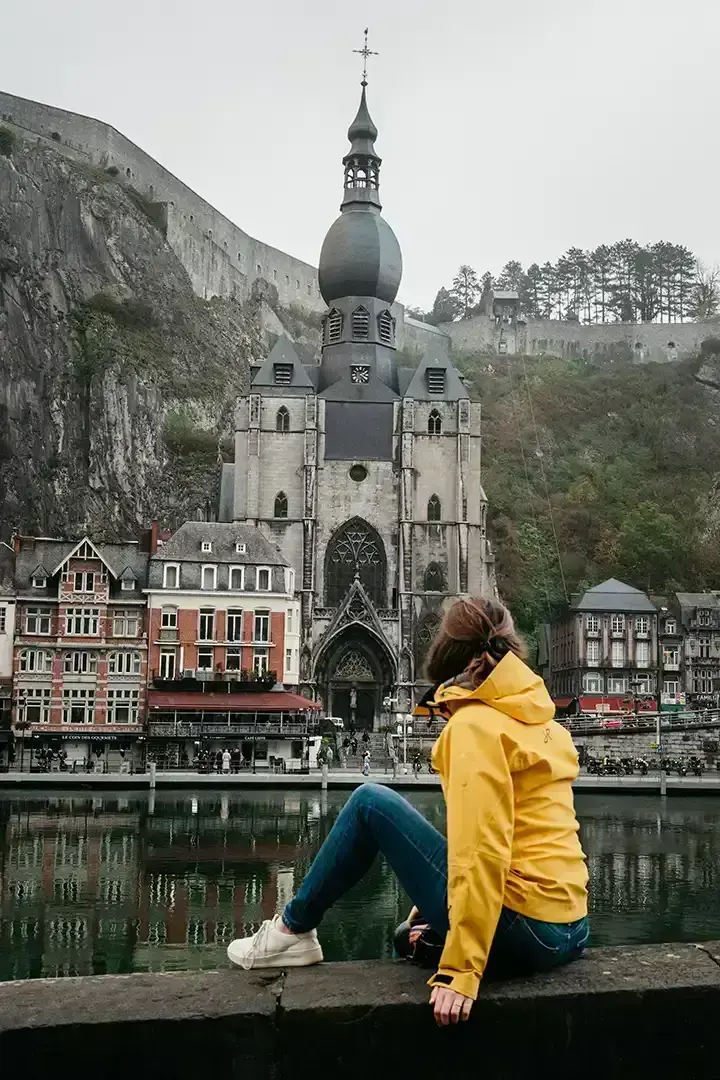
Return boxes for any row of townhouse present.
[541,578,720,715]
[0,522,318,772]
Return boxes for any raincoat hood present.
[433,653,555,726]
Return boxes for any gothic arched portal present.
[315,625,396,731]
[324,517,387,608]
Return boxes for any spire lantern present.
[342,30,382,211]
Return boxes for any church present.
[222,69,495,728]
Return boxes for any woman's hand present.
[429,985,474,1026]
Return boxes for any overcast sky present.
[4,0,720,309]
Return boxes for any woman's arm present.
[427,714,514,1001]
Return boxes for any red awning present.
[148,690,321,713]
[553,698,573,708]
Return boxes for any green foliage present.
[0,127,16,157]
[617,502,684,590]
[450,265,480,319]
[460,352,720,635]
[162,411,218,458]
[85,293,155,329]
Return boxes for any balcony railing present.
[151,671,276,692]
[148,713,319,739]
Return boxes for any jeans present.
[283,783,589,979]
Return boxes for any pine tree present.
[450,265,480,319]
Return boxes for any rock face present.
[0,129,268,540]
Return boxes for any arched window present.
[427,495,442,522]
[416,613,442,667]
[325,517,387,608]
[274,492,288,518]
[424,563,445,592]
[275,407,289,433]
[428,409,442,435]
[378,310,393,344]
[351,306,370,340]
[326,308,343,344]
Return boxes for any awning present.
[553,698,573,708]
[148,690,321,713]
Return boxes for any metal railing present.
[563,710,720,736]
[148,713,319,739]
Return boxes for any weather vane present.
[353,28,378,87]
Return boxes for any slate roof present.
[675,592,720,610]
[0,543,14,597]
[13,536,149,597]
[153,522,289,567]
[403,353,469,402]
[571,578,656,614]
[251,335,314,394]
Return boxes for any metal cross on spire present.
[353,28,378,87]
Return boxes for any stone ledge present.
[2,944,720,1078]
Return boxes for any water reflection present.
[1,790,720,980]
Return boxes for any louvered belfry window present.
[273,364,292,385]
[327,309,343,344]
[378,310,393,344]
[352,307,370,340]
[426,368,445,395]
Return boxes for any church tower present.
[229,38,495,725]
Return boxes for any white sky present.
[4,0,720,309]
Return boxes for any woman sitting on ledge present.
[228,596,589,1026]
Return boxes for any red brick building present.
[12,536,149,770]
[145,522,318,770]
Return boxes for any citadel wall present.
[441,312,720,363]
[0,89,323,310]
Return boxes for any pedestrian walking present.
[362,750,370,777]
[222,748,231,774]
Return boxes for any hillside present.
[0,126,319,541]
[457,344,720,634]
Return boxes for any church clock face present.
[350,365,370,384]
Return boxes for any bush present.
[162,411,218,457]
[0,127,16,157]
[85,292,155,329]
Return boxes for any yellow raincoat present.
[426,652,588,1000]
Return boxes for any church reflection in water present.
[2,791,720,980]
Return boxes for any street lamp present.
[15,690,31,774]
[396,713,413,775]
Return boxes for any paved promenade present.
[2,768,720,793]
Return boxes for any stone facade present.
[226,83,495,727]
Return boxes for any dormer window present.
[326,309,343,344]
[32,575,47,589]
[351,306,370,340]
[121,577,135,592]
[427,368,445,395]
[201,541,213,553]
[235,542,247,554]
[273,363,292,386]
[378,310,393,345]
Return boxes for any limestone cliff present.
[0,128,268,540]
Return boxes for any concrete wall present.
[3,947,720,1079]
[442,312,720,364]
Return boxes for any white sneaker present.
[227,914,323,970]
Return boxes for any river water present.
[1,788,719,981]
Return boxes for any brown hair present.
[425,596,526,688]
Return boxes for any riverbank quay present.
[3,769,720,794]
[2,943,720,1078]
